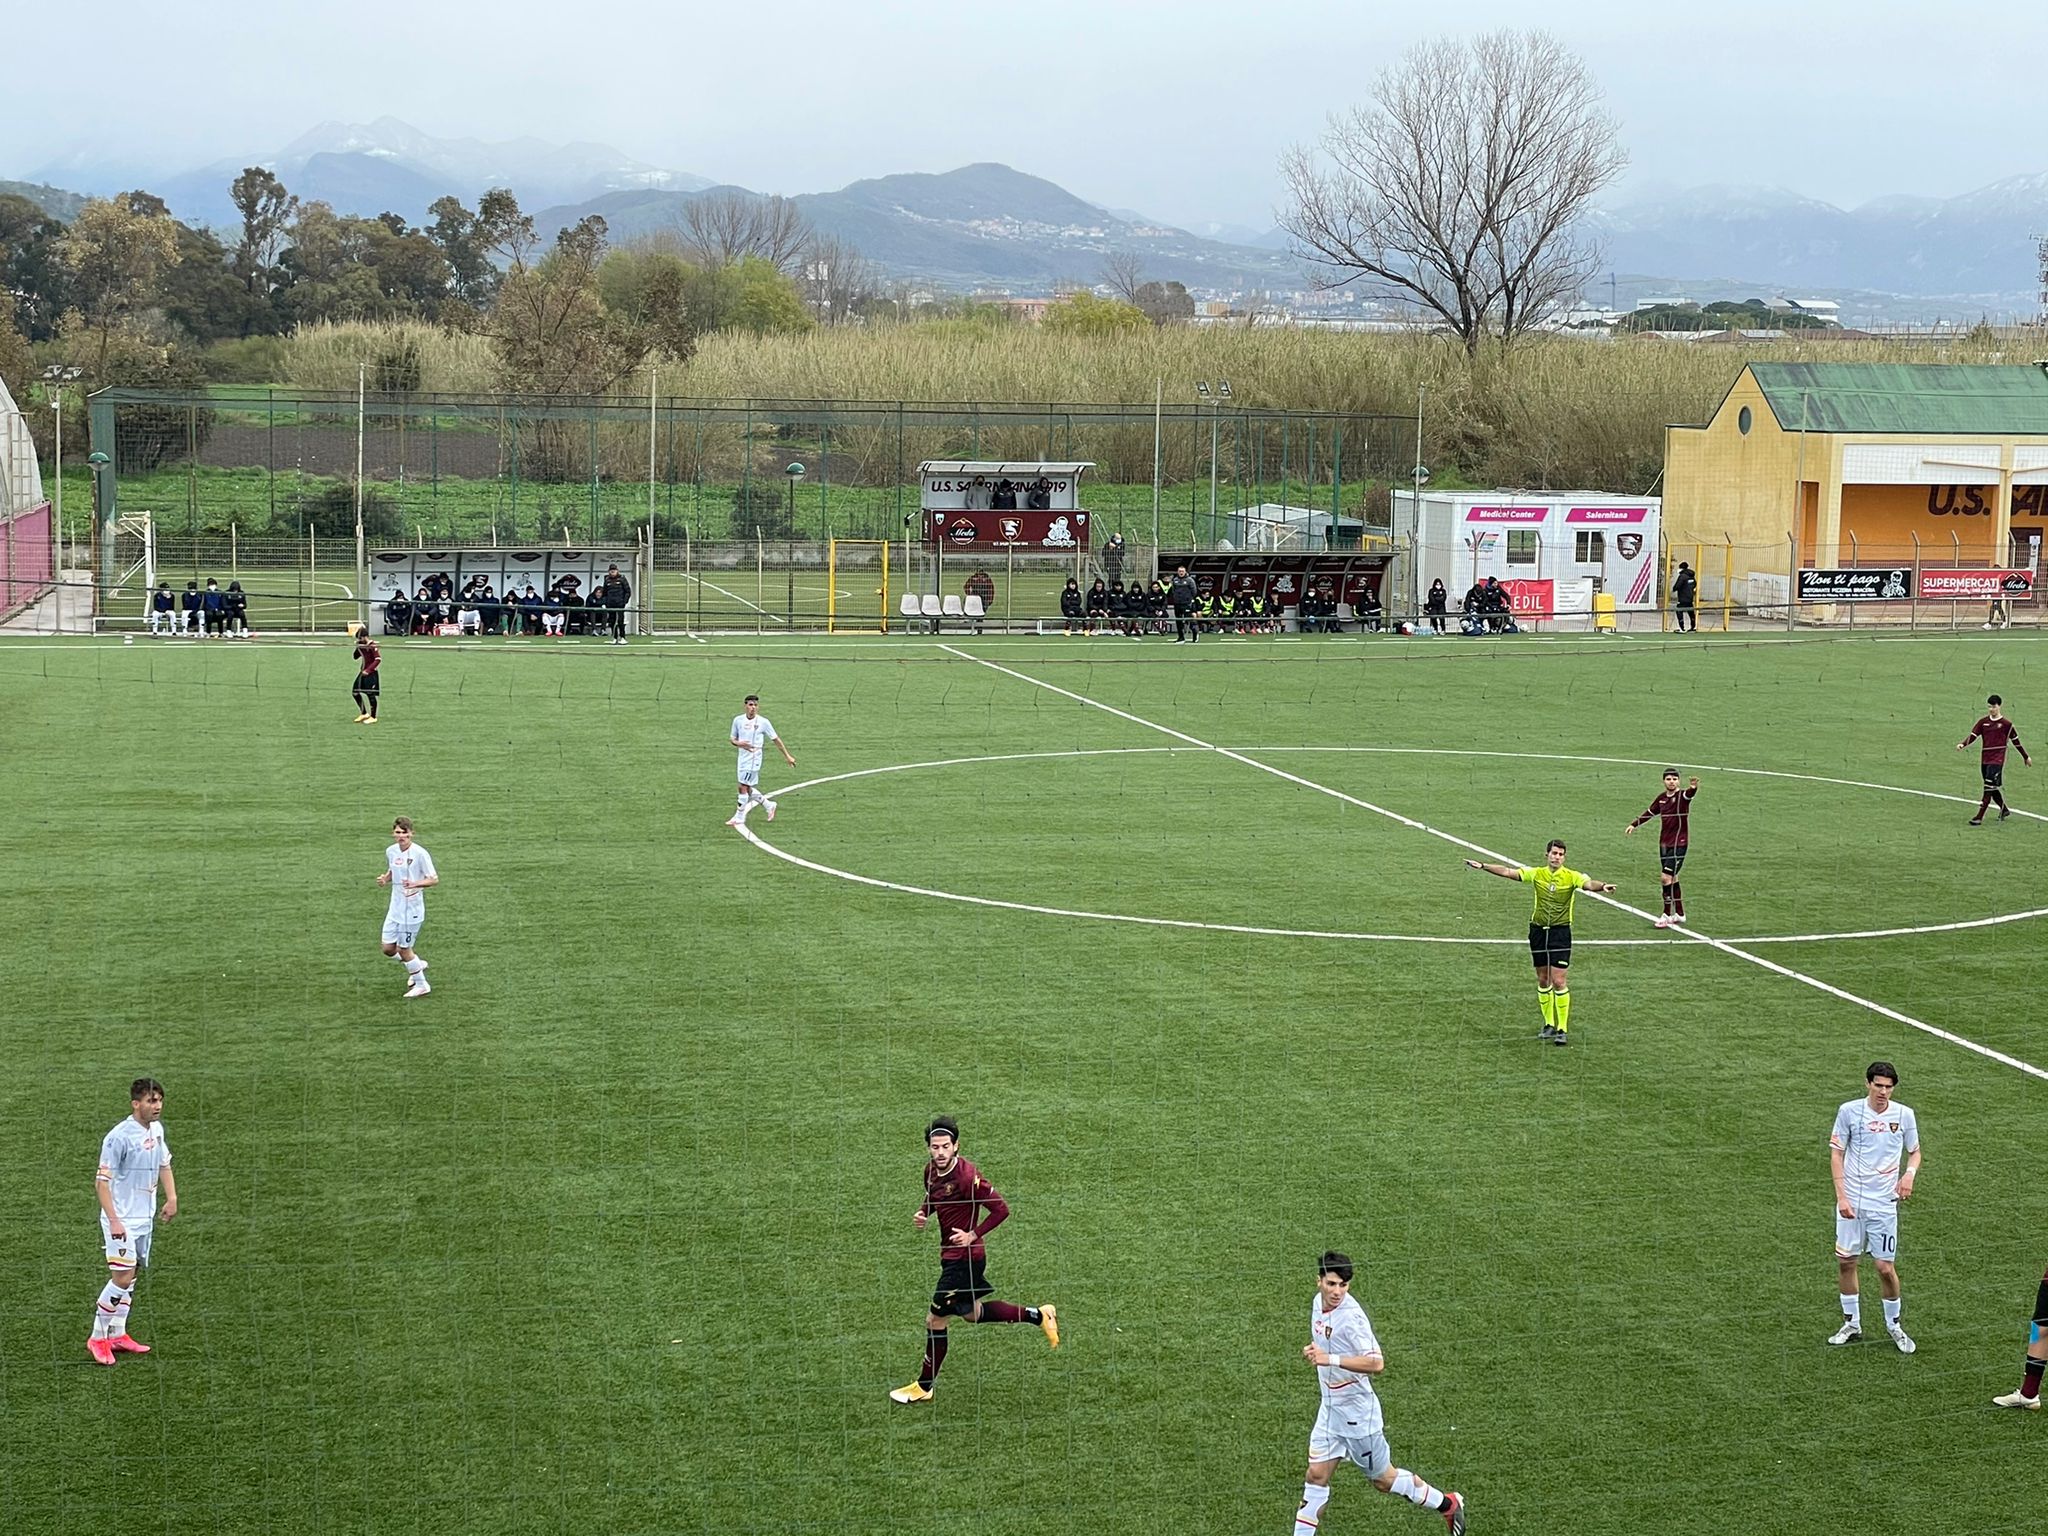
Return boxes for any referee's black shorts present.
[1528,923,1573,969]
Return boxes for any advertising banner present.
[1463,505,1548,525]
[1917,568,2035,600]
[1502,578,1555,619]
[1563,506,1653,524]
[923,509,1090,550]
[1797,568,1913,602]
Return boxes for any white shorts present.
[1309,1405,1390,1475]
[1836,1205,1899,1261]
[382,917,422,948]
[101,1216,152,1269]
[737,763,761,787]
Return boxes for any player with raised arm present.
[1625,769,1699,928]
[889,1115,1058,1404]
[1992,1261,2048,1408]
[726,694,795,828]
[1828,1061,1920,1353]
[1466,840,1616,1046]
[1959,694,2030,824]
[1291,1251,1465,1536]
[350,624,382,723]
[376,816,438,999]
[86,1078,178,1365]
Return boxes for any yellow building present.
[1664,363,2048,607]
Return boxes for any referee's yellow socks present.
[1554,989,1571,1033]
[1538,987,1556,1027]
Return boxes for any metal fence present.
[87,390,1417,556]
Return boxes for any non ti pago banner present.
[1796,568,1913,602]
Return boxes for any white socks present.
[1390,1470,1446,1510]
[749,790,767,807]
[93,1281,124,1338]
[404,957,426,977]
[1841,1293,1861,1326]
[93,1281,132,1338]
[1292,1483,1331,1535]
[1883,1298,1903,1328]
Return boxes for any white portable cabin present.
[1392,490,1662,624]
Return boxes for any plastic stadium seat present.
[941,595,964,618]
[900,593,921,619]
[920,593,943,632]
[962,595,984,618]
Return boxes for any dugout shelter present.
[369,546,640,631]
[1663,363,2048,619]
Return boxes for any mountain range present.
[11,119,2048,315]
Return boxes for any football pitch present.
[1,628,2043,1535]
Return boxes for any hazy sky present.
[5,0,2043,229]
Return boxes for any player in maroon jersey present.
[889,1115,1058,1404]
[1992,1261,2048,1409]
[1958,694,2030,824]
[350,624,382,724]
[1625,769,1700,927]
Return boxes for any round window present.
[1738,405,1753,435]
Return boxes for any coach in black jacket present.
[599,564,632,644]
[1169,565,1200,644]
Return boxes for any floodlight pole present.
[41,364,83,630]
[1150,377,1162,549]
[355,363,367,634]
[647,366,658,635]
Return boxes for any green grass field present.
[2,630,2044,1535]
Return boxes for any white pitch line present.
[937,644,2048,1082]
[746,746,2048,945]
[678,572,788,624]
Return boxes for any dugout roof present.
[918,461,1094,477]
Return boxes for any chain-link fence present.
[87,390,1414,551]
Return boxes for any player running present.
[1992,1260,2048,1409]
[1958,694,2029,824]
[1625,769,1699,927]
[87,1078,178,1365]
[350,624,382,723]
[726,694,795,828]
[1291,1251,1465,1536]
[1828,1061,1920,1353]
[1466,840,1617,1046]
[889,1115,1058,1403]
[376,816,438,999]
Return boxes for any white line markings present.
[741,745,2048,946]
[932,645,2048,1082]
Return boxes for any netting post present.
[1910,531,1922,631]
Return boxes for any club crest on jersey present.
[1888,1121,1900,1132]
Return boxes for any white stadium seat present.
[941,595,964,618]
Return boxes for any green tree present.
[54,192,183,371]
[1133,279,1196,326]
[730,479,793,539]
[230,166,297,297]
[1041,291,1150,336]
[0,193,70,341]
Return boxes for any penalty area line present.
[937,644,2048,1083]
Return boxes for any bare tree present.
[677,190,813,274]
[799,234,880,325]
[1100,249,1145,302]
[1280,29,1624,353]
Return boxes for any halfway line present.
[936,644,2048,1083]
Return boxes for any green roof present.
[1748,363,2048,435]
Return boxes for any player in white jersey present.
[1292,1251,1465,1536]
[87,1078,178,1365]
[726,694,796,828]
[1828,1060,1921,1353]
[376,815,439,999]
